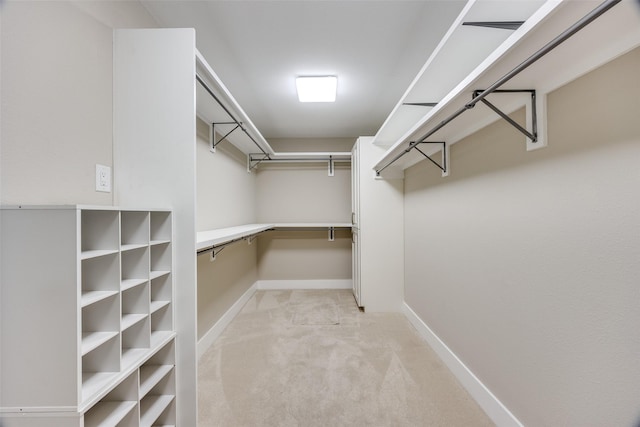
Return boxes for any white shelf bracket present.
[328,227,335,242]
[328,156,335,177]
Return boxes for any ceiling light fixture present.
[296,76,337,103]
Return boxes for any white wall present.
[196,119,259,339]
[403,48,640,427]
[197,119,256,230]
[255,162,352,282]
[256,163,351,223]
[0,0,156,205]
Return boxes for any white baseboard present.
[402,303,523,427]
[256,279,352,290]
[197,283,257,360]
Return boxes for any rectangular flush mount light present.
[296,76,337,102]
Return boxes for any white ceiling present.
[141,0,468,141]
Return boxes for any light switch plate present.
[96,164,111,192]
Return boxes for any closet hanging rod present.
[375,0,621,176]
[195,74,270,158]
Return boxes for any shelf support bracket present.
[248,153,270,172]
[328,155,335,177]
[328,227,335,242]
[472,89,545,150]
[209,246,225,262]
[414,141,449,177]
[211,121,242,153]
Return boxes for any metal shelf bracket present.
[210,121,242,153]
[415,141,449,177]
[472,89,541,146]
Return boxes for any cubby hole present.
[121,316,150,371]
[84,370,138,427]
[121,211,150,250]
[82,295,120,356]
[150,211,171,244]
[81,253,119,307]
[81,210,119,254]
[150,242,171,277]
[121,246,149,292]
[139,340,175,400]
[151,304,173,343]
[81,334,121,404]
[122,284,150,331]
[140,364,176,427]
[150,273,172,309]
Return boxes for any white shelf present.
[140,395,175,427]
[122,313,148,332]
[150,300,171,314]
[373,0,640,176]
[263,152,351,161]
[196,224,273,251]
[196,50,274,156]
[81,249,119,260]
[150,331,176,349]
[121,278,148,292]
[81,290,119,308]
[84,400,137,427]
[121,243,148,252]
[196,222,353,252]
[139,365,174,399]
[150,239,171,246]
[121,349,149,373]
[150,270,170,280]
[272,223,352,229]
[81,331,118,356]
[82,372,120,404]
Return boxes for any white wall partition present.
[113,29,197,426]
[403,47,640,427]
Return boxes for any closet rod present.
[195,74,271,158]
[375,0,621,176]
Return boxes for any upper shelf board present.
[195,50,275,156]
[372,0,640,176]
[372,0,552,148]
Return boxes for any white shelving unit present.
[350,137,404,311]
[373,0,640,177]
[0,205,176,427]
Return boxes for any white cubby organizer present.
[0,205,176,427]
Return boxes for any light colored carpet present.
[198,289,494,426]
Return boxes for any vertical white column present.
[113,29,197,426]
